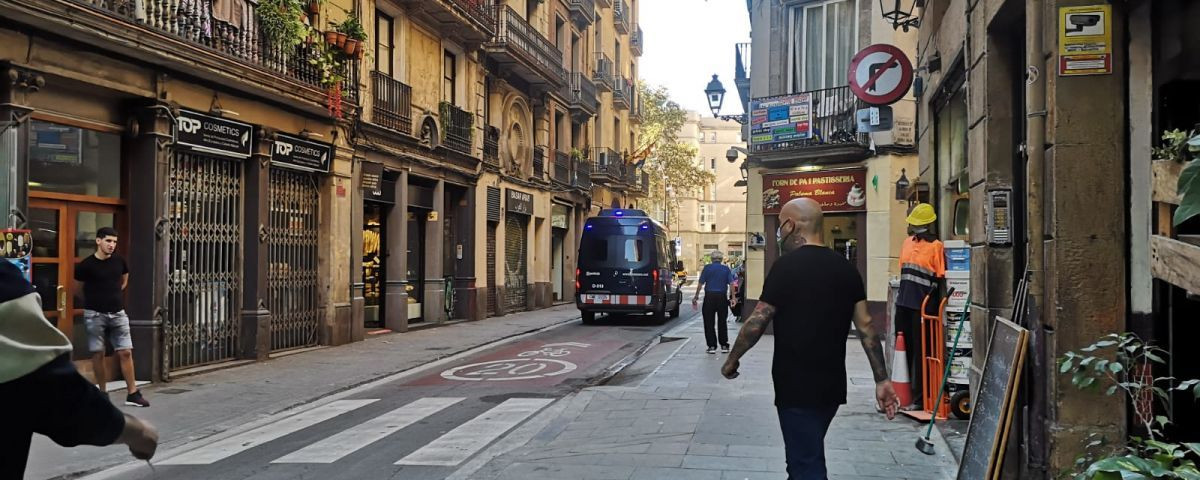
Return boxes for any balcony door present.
[789,0,857,92]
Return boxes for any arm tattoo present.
[853,303,889,383]
[728,301,776,361]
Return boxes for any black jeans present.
[894,305,924,403]
[777,404,840,479]
[702,292,730,348]
[0,354,125,479]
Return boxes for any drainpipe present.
[1025,0,1050,476]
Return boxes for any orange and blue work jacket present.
[896,236,946,311]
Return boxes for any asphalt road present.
[96,307,699,480]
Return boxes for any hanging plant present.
[1153,129,1200,226]
[256,0,308,49]
[308,42,347,118]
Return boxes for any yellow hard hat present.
[906,203,937,226]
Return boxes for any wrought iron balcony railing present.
[590,148,623,183]
[392,0,495,41]
[439,101,474,155]
[749,86,871,155]
[533,146,546,180]
[595,0,612,8]
[593,53,614,92]
[553,151,571,185]
[371,71,412,135]
[735,42,751,111]
[614,0,631,34]
[487,5,568,86]
[629,90,644,123]
[54,0,358,103]
[568,0,595,27]
[567,72,599,116]
[613,75,632,110]
[573,156,592,190]
[483,126,500,166]
[631,26,643,56]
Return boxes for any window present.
[934,84,968,239]
[703,244,720,251]
[28,120,121,198]
[710,158,716,170]
[375,12,393,76]
[623,239,644,262]
[953,199,970,237]
[789,0,856,92]
[581,236,607,262]
[443,51,457,104]
[710,132,718,143]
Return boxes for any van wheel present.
[581,311,596,325]
[669,301,680,318]
[651,304,667,324]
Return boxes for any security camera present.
[1065,14,1100,33]
[726,147,740,163]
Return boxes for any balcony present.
[371,72,413,135]
[593,53,614,92]
[612,75,632,110]
[596,0,612,8]
[614,0,631,35]
[551,151,572,186]
[590,148,623,184]
[485,5,568,87]
[573,156,592,191]
[483,126,500,167]
[8,0,359,113]
[735,42,751,113]
[629,91,644,124]
[391,0,495,43]
[568,0,595,28]
[439,101,474,155]
[567,72,599,118]
[533,146,547,180]
[749,86,872,165]
[631,26,644,56]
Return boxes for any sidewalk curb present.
[71,312,582,480]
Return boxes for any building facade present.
[740,0,918,325]
[671,113,747,272]
[0,0,644,383]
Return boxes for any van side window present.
[623,239,644,262]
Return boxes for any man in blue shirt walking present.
[692,251,737,354]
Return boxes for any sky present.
[638,0,751,117]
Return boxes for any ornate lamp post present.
[880,0,924,31]
[704,74,746,124]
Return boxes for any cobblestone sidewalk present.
[465,317,959,480]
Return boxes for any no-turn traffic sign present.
[847,44,914,106]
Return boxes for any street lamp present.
[880,0,924,31]
[704,74,747,124]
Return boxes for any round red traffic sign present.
[847,44,914,106]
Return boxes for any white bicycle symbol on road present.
[440,343,592,382]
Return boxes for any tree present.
[630,83,715,230]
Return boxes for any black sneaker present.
[125,390,150,408]
[706,347,717,354]
[720,345,730,353]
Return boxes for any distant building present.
[671,113,747,273]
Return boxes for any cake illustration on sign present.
[846,183,866,207]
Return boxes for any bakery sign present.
[762,169,868,214]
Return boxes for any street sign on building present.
[847,44,914,106]
[748,93,813,152]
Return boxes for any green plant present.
[256,0,308,48]
[1059,333,1200,479]
[309,42,346,88]
[570,148,589,161]
[336,15,367,41]
[1154,129,1200,226]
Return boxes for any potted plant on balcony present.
[309,43,348,119]
[257,0,308,49]
[336,16,367,56]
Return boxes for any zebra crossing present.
[155,396,554,470]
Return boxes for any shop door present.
[486,222,497,316]
[165,152,242,371]
[363,204,386,328]
[504,215,527,311]
[29,199,123,360]
[267,168,321,351]
[551,230,564,301]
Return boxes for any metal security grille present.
[267,168,321,351]
[487,222,497,316]
[166,152,242,372]
[504,215,528,311]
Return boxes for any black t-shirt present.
[759,245,866,408]
[74,254,128,313]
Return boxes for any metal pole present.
[1025,0,1049,476]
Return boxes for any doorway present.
[363,203,386,329]
[552,229,565,301]
[824,213,865,278]
[29,198,124,360]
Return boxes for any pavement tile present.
[725,444,784,459]
[599,453,686,468]
[496,462,635,480]
[646,442,692,455]
[682,454,770,471]
[686,443,729,456]
[631,467,723,480]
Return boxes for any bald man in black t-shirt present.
[721,198,899,480]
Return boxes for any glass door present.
[30,199,123,359]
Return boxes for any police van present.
[575,209,684,324]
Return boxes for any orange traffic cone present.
[892,332,913,408]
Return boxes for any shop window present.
[789,0,857,92]
[375,12,393,76]
[28,120,121,198]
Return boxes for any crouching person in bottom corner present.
[0,260,158,479]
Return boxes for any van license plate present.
[588,294,610,302]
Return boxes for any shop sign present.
[761,169,868,214]
[360,162,384,193]
[272,134,332,173]
[749,93,813,151]
[1058,5,1112,76]
[1,229,32,282]
[551,204,570,229]
[364,178,395,204]
[175,110,253,159]
[506,188,533,215]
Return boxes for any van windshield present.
[579,234,650,269]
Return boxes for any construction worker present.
[895,203,946,409]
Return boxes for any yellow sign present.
[1058,5,1112,76]
[427,211,439,221]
